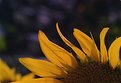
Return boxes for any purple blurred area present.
[0,0,121,73]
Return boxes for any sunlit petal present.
[0,59,15,81]
[19,58,67,78]
[38,31,78,69]
[108,37,121,69]
[11,78,63,83]
[21,73,34,80]
[100,28,109,63]
[15,73,22,81]
[73,28,100,62]
[56,23,87,62]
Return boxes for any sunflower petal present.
[15,73,22,81]
[19,58,67,78]
[100,28,109,63]
[73,28,100,62]
[0,59,15,81]
[108,37,121,69]
[38,31,78,69]
[11,78,63,83]
[21,73,34,80]
[56,23,87,62]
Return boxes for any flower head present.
[13,23,121,83]
[0,59,34,83]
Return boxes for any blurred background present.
[0,0,121,74]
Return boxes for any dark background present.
[0,0,121,74]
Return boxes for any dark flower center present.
[63,62,121,83]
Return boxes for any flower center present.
[63,62,121,83]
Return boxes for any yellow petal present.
[0,59,15,81]
[11,78,63,83]
[73,28,100,62]
[21,73,34,80]
[108,37,121,69]
[19,58,67,78]
[100,28,109,63]
[38,31,78,69]
[15,73,22,81]
[56,23,87,62]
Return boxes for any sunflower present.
[13,23,121,83]
[0,59,34,83]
